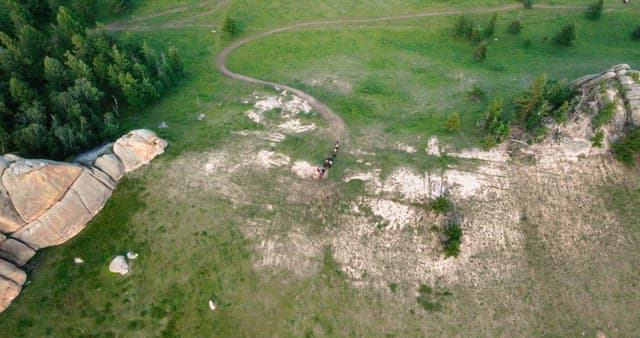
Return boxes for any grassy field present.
[2,1,640,336]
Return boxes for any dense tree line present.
[0,0,182,159]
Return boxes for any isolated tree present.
[585,0,604,20]
[445,112,460,132]
[553,23,576,47]
[507,19,521,34]
[475,41,488,61]
[484,12,498,38]
[222,14,238,36]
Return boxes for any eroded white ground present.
[166,90,637,291]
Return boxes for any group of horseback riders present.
[316,140,339,179]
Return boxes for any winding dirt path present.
[216,3,582,140]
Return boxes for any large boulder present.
[0,129,166,313]
[113,129,168,172]
[0,258,26,285]
[0,238,35,266]
[1,160,83,223]
[0,276,21,313]
[94,154,125,181]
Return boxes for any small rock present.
[208,299,216,311]
[197,113,205,121]
[74,257,84,264]
[126,251,138,260]
[108,255,128,275]
[158,121,168,129]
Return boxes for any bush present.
[592,129,604,147]
[594,103,615,128]
[480,134,498,150]
[430,196,452,215]
[484,12,498,38]
[416,284,443,312]
[523,38,532,48]
[553,101,570,124]
[632,26,640,41]
[443,223,463,257]
[467,84,486,102]
[475,41,488,61]
[445,112,460,132]
[222,14,238,36]
[553,23,576,47]
[507,20,522,34]
[585,0,604,20]
[612,128,640,165]
[478,99,510,142]
[522,0,534,9]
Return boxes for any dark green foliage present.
[513,74,575,135]
[109,0,131,14]
[612,128,640,165]
[453,15,480,42]
[553,23,576,47]
[484,12,498,38]
[523,38,532,48]
[554,101,569,124]
[222,14,238,36]
[594,103,615,128]
[521,0,534,8]
[632,26,640,41]
[585,0,604,20]
[430,196,452,215]
[467,84,486,102]
[475,41,488,61]
[477,99,510,143]
[0,2,184,159]
[71,0,98,27]
[443,223,463,257]
[591,129,604,148]
[507,20,522,34]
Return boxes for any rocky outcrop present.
[0,129,167,313]
[572,64,640,142]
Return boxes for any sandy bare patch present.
[291,161,317,179]
[367,198,422,231]
[425,136,440,156]
[233,130,286,143]
[254,150,290,169]
[396,143,417,153]
[453,144,510,162]
[278,119,316,133]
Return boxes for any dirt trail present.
[216,3,582,141]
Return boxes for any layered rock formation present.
[572,64,640,142]
[0,129,167,313]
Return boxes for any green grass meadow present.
[2,1,640,336]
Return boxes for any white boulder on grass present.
[108,255,129,275]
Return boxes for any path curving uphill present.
[216,3,583,141]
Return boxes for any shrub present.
[453,15,473,38]
[585,0,604,20]
[554,101,570,124]
[430,196,452,215]
[594,103,616,128]
[478,99,510,142]
[416,284,442,312]
[222,14,238,36]
[484,12,498,38]
[467,84,486,102]
[507,20,522,34]
[480,134,498,150]
[522,0,534,9]
[523,38,532,48]
[632,26,640,40]
[445,112,460,132]
[475,41,488,61]
[553,23,576,47]
[613,128,640,165]
[443,223,463,257]
[592,129,604,147]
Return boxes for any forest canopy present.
[0,0,182,159]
